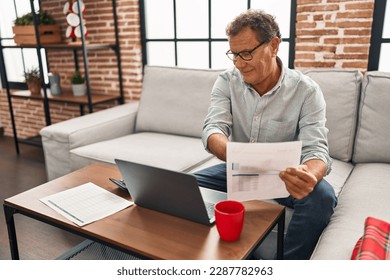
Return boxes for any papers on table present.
[40,182,133,226]
[227,141,302,201]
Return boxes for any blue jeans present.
[194,163,337,260]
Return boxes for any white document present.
[227,141,302,201]
[40,182,133,226]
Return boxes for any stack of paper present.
[40,182,133,226]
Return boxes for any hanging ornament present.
[72,1,86,14]
[75,25,88,38]
[63,0,87,40]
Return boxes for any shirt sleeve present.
[298,82,332,174]
[202,73,233,152]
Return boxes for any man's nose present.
[234,56,246,68]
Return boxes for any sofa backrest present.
[303,69,362,162]
[353,71,390,163]
[135,65,222,138]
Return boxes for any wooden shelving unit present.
[11,89,120,115]
[0,0,124,154]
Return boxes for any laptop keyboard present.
[205,201,215,220]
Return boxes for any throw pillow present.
[351,216,390,260]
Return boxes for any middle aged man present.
[194,9,337,260]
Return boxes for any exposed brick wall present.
[0,0,143,139]
[0,0,376,139]
[295,0,374,70]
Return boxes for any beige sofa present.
[40,66,390,259]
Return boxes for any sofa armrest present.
[40,101,139,180]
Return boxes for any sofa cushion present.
[353,71,390,163]
[303,69,362,162]
[136,66,222,138]
[323,158,354,197]
[311,163,390,259]
[69,132,213,173]
[40,102,139,180]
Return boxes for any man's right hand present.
[207,133,228,161]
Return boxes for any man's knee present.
[314,179,337,208]
[305,179,337,230]
[193,163,227,192]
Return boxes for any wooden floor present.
[0,136,84,260]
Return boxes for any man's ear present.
[270,37,280,57]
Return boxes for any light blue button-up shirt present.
[202,58,332,173]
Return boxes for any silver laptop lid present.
[115,159,225,225]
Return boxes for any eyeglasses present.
[226,40,268,61]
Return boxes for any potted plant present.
[24,67,41,95]
[14,10,56,26]
[13,10,61,45]
[71,71,85,96]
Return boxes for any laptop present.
[115,159,227,225]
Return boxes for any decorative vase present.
[72,83,85,96]
[27,79,41,95]
[48,73,61,96]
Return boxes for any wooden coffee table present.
[3,163,285,260]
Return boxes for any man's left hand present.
[279,165,318,200]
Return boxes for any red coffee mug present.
[214,200,245,242]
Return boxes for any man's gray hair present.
[226,9,282,43]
